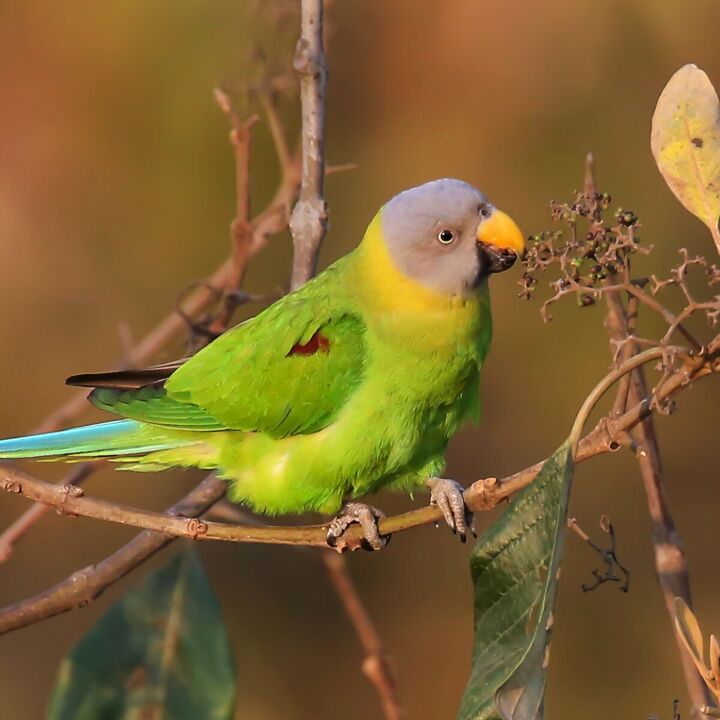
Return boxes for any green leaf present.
[47,548,236,720]
[457,442,574,720]
[651,63,720,254]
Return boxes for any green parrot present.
[0,179,523,549]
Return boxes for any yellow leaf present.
[710,635,720,692]
[651,64,720,254]
[673,597,710,680]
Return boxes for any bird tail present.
[0,420,193,461]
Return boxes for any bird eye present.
[479,205,492,219]
[437,229,454,244]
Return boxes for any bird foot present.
[326,502,390,551]
[426,477,476,543]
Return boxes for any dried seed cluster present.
[520,188,720,335]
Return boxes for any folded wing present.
[68,272,366,438]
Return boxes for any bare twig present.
[583,151,597,197]
[289,0,329,289]
[205,501,401,719]
[0,475,225,635]
[567,516,629,593]
[322,554,401,720]
[605,288,713,712]
[588,142,712,711]
[608,295,640,416]
[207,91,259,338]
[0,463,97,564]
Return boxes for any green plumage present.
[166,266,367,438]
[0,181,508,519]
[90,387,226,431]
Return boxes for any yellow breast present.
[353,210,488,351]
[358,211,474,313]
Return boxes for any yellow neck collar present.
[356,210,480,313]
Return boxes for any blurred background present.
[1,0,719,717]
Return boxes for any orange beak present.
[476,209,525,255]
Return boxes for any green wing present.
[165,295,366,437]
[89,385,227,431]
[74,261,367,438]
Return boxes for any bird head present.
[378,178,524,297]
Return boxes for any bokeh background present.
[1,1,720,718]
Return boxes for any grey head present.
[380,178,523,296]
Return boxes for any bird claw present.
[427,477,476,542]
[326,502,390,551]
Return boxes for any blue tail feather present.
[0,420,182,460]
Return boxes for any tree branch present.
[207,92,259,338]
[0,342,716,564]
[605,289,713,713]
[584,148,714,712]
[321,554,401,720]
[289,0,329,290]
[0,463,97,564]
[0,475,225,635]
[286,4,401,715]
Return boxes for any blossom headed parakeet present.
[0,179,523,549]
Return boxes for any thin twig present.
[289,0,329,290]
[0,463,97,563]
[567,516,629,593]
[0,475,226,635]
[321,554,401,720]
[207,91,259,337]
[206,502,401,720]
[608,295,640,416]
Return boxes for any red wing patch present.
[288,330,330,356]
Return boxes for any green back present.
[93,258,367,438]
